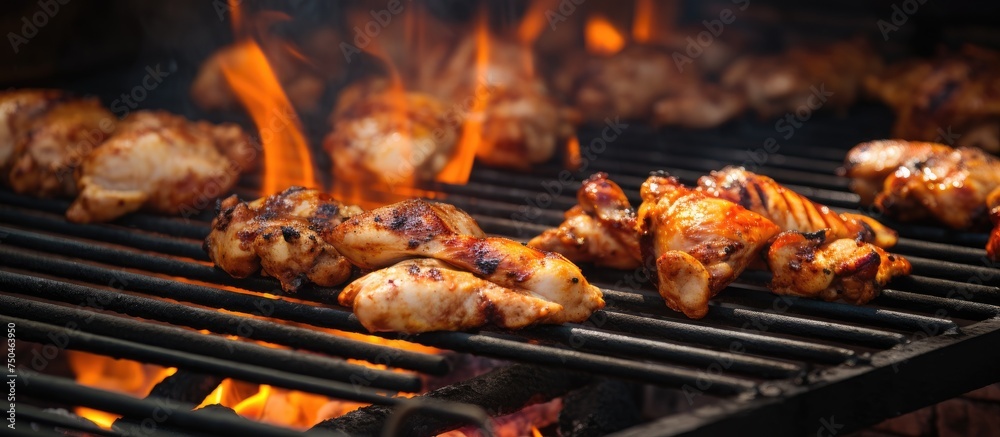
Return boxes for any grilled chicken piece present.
[864,46,1000,152]
[766,230,911,304]
[528,172,642,269]
[204,187,364,292]
[324,82,458,186]
[474,84,575,171]
[340,259,564,333]
[840,140,953,205]
[7,97,114,197]
[570,45,700,122]
[638,174,781,319]
[0,89,68,171]
[332,199,604,322]
[877,146,1000,229]
[697,166,898,248]
[67,111,254,223]
[652,83,747,129]
[722,40,879,118]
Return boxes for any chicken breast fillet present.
[766,230,912,304]
[638,174,781,319]
[7,97,114,197]
[0,89,69,171]
[204,187,364,292]
[698,166,898,248]
[67,111,254,223]
[528,172,642,269]
[340,259,564,333]
[332,199,605,323]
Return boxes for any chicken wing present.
[528,172,642,269]
[204,187,364,292]
[652,83,747,129]
[332,199,604,323]
[7,97,114,197]
[638,174,781,319]
[340,259,564,333]
[697,166,898,248]
[766,230,911,304]
[66,111,254,223]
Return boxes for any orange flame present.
[67,351,177,429]
[632,0,654,43]
[221,40,316,195]
[436,12,490,185]
[518,0,560,44]
[586,15,626,55]
[532,426,544,437]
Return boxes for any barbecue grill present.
[4,105,1000,436]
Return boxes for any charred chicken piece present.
[67,111,254,223]
[332,199,605,323]
[766,230,911,304]
[7,97,114,197]
[204,187,364,292]
[697,166,898,248]
[638,174,781,319]
[528,172,642,269]
[722,40,880,118]
[340,259,564,333]
[987,189,1000,261]
[0,89,68,171]
[840,140,953,205]
[324,82,458,186]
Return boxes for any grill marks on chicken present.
[529,172,642,269]
[638,174,781,319]
[205,187,364,292]
[67,111,254,223]
[843,140,1000,260]
[767,230,912,304]
[698,166,898,248]
[333,199,605,332]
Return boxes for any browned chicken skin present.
[638,174,781,318]
[332,199,605,325]
[698,166,898,248]
[0,89,69,172]
[204,187,364,292]
[766,230,912,304]
[67,111,254,223]
[528,172,642,269]
[841,140,953,205]
[652,83,747,129]
[7,97,114,198]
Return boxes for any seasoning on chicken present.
[332,199,605,325]
[0,89,69,171]
[528,172,642,269]
[340,259,564,333]
[697,166,898,248]
[638,173,781,319]
[66,111,255,223]
[766,230,912,304]
[6,96,114,197]
[204,187,364,292]
[721,39,880,119]
[323,81,458,186]
[864,46,1000,153]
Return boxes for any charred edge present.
[281,226,301,242]
[753,182,770,210]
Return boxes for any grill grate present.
[3,107,1000,436]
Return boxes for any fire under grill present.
[3,108,1000,436]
